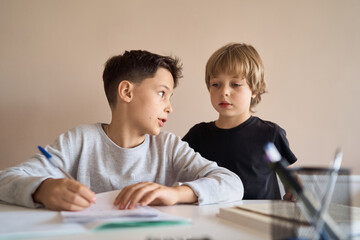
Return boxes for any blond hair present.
[205,43,267,112]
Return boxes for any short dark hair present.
[103,50,182,107]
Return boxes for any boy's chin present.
[147,128,161,136]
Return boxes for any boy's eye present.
[211,83,219,87]
[232,83,242,87]
[158,91,165,97]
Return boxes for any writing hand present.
[32,178,96,211]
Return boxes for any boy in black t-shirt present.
[183,43,297,200]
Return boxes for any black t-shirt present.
[182,116,297,200]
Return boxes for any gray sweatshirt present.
[0,123,244,208]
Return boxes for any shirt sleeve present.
[0,155,61,208]
[0,132,74,208]
[274,126,297,165]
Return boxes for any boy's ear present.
[118,81,134,103]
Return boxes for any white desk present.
[0,200,270,240]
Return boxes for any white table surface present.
[0,200,271,240]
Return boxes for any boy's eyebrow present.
[159,84,171,90]
[231,75,243,78]
[159,84,174,92]
[210,75,244,80]
[231,76,246,81]
[159,84,174,96]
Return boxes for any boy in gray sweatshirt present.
[0,50,244,211]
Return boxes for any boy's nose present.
[165,102,173,114]
[220,86,230,97]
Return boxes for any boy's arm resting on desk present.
[181,165,244,205]
[167,133,244,205]
[0,140,73,208]
[0,146,77,209]
[0,169,95,211]
[0,168,49,208]
[113,182,197,210]
[0,128,94,210]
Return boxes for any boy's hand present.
[113,182,197,210]
[283,191,296,202]
[32,178,96,211]
[282,171,301,202]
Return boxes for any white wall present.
[1,0,360,174]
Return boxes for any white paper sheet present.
[61,190,191,230]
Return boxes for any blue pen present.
[38,146,75,180]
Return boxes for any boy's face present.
[129,68,174,136]
[209,73,255,122]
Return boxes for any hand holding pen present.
[33,146,96,211]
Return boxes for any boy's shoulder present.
[188,121,215,132]
[148,131,187,151]
[251,116,279,128]
[149,131,178,142]
[251,116,281,129]
[182,122,215,143]
[65,123,101,134]
[57,123,102,141]
[251,116,278,127]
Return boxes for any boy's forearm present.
[174,185,198,204]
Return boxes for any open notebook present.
[61,190,191,230]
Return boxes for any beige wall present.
[1,0,359,174]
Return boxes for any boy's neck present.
[215,114,251,129]
[105,117,146,149]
